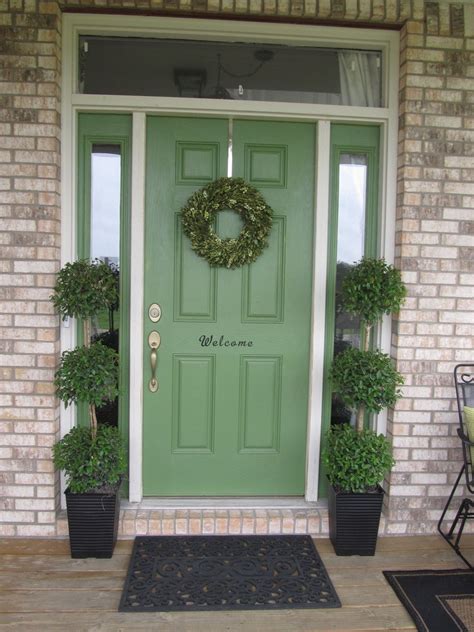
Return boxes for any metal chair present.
[438,364,474,569]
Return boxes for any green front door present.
[143,116,315,495]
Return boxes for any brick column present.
[387,3,474,534]
[0,0,62,536]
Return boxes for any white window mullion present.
[305,120,331,502]
[59,28,78,509]
[129,112,146,503]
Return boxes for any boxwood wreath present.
[180,177,273,269]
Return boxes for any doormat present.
[119,535,341,612]
[383,569,474,632]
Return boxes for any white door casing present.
[61,13,399,504]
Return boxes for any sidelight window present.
[320,124,380,492]
[77,115,131,448]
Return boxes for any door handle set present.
[148,330,161,393]
[147,303,162,393]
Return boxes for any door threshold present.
[123,496,326,510]
[66,496,332,538]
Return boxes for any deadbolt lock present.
[148,303,162,323]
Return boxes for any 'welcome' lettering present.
[198,335,254,348]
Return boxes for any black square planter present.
[328,484,384,556]
[65,489,120,559]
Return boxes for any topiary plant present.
[323,424,395,493]
[54,343,119,425]
[332,257,406,433]
[52,259,119,437]
[341,257,407,331]
[331,347,404,418]
[53,425,126,494]
[51,259,118,345]
[51,259,126,494]
[325,257,406,494]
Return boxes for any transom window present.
[79,36,382,107]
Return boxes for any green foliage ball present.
[54,342,119,409]
[331,347,404,414]
[342,257,406,327]
[51,259,119,321]
[53,425,127,494]
[181,177,273,269]
[323,424,395,493]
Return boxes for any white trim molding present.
[305,120,331,502]
[129,113,146,502]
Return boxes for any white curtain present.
[338,51,381,107]
[227,51,381,108]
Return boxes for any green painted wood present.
[143,117,315,495]
[318,123,381,498]
[172,355,216,453]
[238,356,282,452]
[76,114,132,496]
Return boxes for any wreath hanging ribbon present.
[180,177,273,269]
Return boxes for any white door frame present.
[61,13,399,504]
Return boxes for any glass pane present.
[90,143,121,426]
[332,153,368,425]
[91,144,121,264]
[79,36,382,107]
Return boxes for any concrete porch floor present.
[0,535,473,631]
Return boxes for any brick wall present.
[0,0,62,536]
[387,1,474,534]
[0,0,472,536]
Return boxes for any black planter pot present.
[328,483,384,556]
[65,488,120,559]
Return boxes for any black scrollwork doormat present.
[383,569,474,632]
[119,535,341,612]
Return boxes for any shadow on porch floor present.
[0,535,472,631]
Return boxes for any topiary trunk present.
[355,323,371,433]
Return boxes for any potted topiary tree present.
[323,257,406,556]
[51,259,127,558]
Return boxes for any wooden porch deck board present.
[0,535,472,631]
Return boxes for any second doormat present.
[119,534,341,612]
[384,569,474,632]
